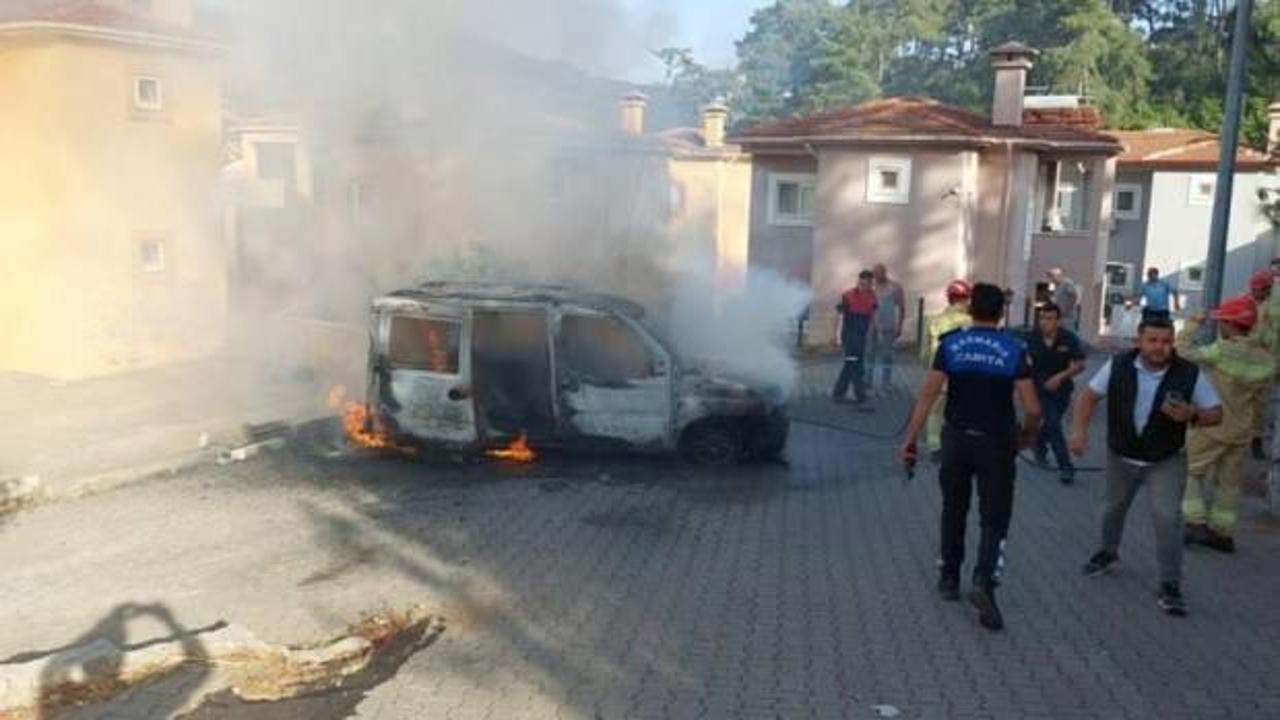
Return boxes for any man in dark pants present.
[1071,316,1223,617]
[1025,303,1086,484]
[832,270,877,404]
[900,283,1042,631]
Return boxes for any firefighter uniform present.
[1176,303,1274,544]
[919,282,972,453]
[1248,272,1280,442]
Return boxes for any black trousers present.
[832,356,867,401]
[938,425,1017,585]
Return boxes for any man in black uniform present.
[1024,303,1086,484]
[901,283,1041,631]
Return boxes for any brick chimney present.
[702,102,729,149]
[619,92,648,136]
[1268,100,1280,157]
[989,41,1038,128]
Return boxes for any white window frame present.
[1113,183,1143,221]
[767,172,818,227]
[133,76,164,112]
[1187,174,1216,206]
[866,156,912,205]
[139,238,165,273]
[1180,262,1206,291]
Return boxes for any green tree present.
[734,0,847,122]
[654,47,741,126]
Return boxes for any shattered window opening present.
[389,317,461,374]
[560,315,657,386]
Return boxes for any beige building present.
[734,42,1123,342]
[0,0,224,379]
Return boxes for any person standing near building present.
[1048,267,1080,328]
[832,270,877,404]
[1071,316,1223,617]
[1176,297,1273,553]
[1024,303,1086,484]
[918,280,972,462]
[869,264,906,393]
[900,283,1042,632]
[1140,267,1180,321]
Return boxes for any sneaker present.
[1082,550,1118,577]
[1251,437,1266,461]
[1202,529,1236,554]
[1033,448,1049,465]
[1059,469,1075,485]
[968,583,1004,631]
[1184,523,1210,546]
[1157,582,1187,616]
[936,574,960,601]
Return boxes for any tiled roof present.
[1023,106,1103,129]
[1110,129,1274,169]
[732,97,1120,151]
[0,0,210,42]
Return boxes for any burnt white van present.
[366,283,788,464]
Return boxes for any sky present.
[621,0,768,80]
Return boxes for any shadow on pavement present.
[4,603,218,720]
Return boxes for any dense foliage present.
[657,0,1280,147]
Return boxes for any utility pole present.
[1202,0,1253,314]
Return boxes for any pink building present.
[733,42,1123,342]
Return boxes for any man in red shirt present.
[832,270,877,404]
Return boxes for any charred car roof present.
[383,282,648,319]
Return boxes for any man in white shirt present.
[1069,316,1222,616]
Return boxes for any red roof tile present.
[1111,129,1274,170]
[0,0,210,42]
[733,97,1119,151]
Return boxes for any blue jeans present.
[1036,389,1074,473]
[867,328,894,387]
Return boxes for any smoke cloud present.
[205,0,806,394]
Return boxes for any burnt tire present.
[679,422,743,466]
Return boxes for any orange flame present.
[328,386,416,455]
[487,433,537,463]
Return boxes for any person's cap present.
[945,279,972,300]
[1250,270,1273,290]
[1210,295,1259,329]
[858,269,874,279]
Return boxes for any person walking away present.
[1024,303,1085,484]
[1048,267,1080,329]
[900,283,1042,631]
[832,270,877,404]
[1246,269,1280,460]
[1140,268,1180,322]
[869,264,905,393]
[1175,297,1273,553]
[918,280,972,462]
[1070,316,1223,616]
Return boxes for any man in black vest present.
[1069,316,1222,616]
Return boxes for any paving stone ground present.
[4,357,1280,719]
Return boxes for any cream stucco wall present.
[809,148,976,344]
[668,153,753,298]
[0,35,224,379]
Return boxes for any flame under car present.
[365,283,789,465]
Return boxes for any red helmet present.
[945,279,972,302]
[1250,270,1273,291]
[1211,295,1259,330]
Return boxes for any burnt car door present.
[370,299,477,445]
[554,308,674,449]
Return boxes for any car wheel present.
[679,422,743,466]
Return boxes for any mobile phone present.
[1163,390,1186,410]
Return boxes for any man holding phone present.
[1070,316,1222,616]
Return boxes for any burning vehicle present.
[359,283,789,464]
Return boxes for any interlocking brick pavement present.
[4,353,1280,719]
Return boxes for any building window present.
[1113,184,1143,221]
[866,156,912,204]
[139,239,165,273]
[1188,175,1216,206]
[767,173,817,226]
[133,76,163,111]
